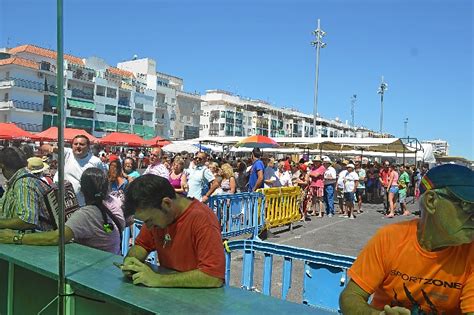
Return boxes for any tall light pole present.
[351,94,357,130]
[404,118,408,138]
[311,19,326,138]
[377,76,388,134]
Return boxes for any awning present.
[67,98,95,111]
[35,126,97,142]
[0,123,38,140]
[117,107,132,116]
[66,117,94,129]
[143,126,155,139]
[133,124,144,136]
[117,122,131,132]
[105,105,116,115]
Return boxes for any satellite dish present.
[133,54,138,60]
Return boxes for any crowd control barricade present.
[224,239,355,313]
[207,192,265,240]
[257,186,302,230]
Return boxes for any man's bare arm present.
[339,280,380,315]
[0,218,36,230]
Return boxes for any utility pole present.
[311,19,326,138]
[377,76,388,134]
[351,94,357,130]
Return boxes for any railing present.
[224,239,355,312]
[13,121,42,132]
[12,99,43,111]
[208,192,265,239]
[257,186,302,229]
[71,88,94,100]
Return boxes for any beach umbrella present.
[98,132,146,147]
[235,135,279,149]
[0,123,38,141]
[144,136,171,147]
[34,127,97,142]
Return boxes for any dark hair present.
[72,134,90,146]
[123,157,136,171]
[123,174,176,217]
[252,148,262,159]
[19,143,34,159]
[80,168,113,231]
[0,147,27,171]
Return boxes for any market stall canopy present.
[162,142,199,154]
[144,136,171,147]
[98,132,146,147]
[282,137,411,153]
[0,123,38,141]
[34,127,97,142]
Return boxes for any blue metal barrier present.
[224,239,355,313]
[121,221,157,264]
[208,192,265,239]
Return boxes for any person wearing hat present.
[323,157,336,217]
[27,157,53,185]
[342,163,359,219]
[336,160,349,215]
[307,155,326,217]
[340,164,474,314]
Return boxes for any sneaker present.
[349,216,355,220]
[338,214,346,218]
[328,214,333,218]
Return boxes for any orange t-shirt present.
[349,219,474,314]
[135,199,225,280]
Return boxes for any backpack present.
[12,173,80,230]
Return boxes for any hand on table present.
[122,256,160,287]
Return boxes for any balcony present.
[13,121,42,132]
[12,99,43,111]
[118,98,130,107]
[71,89,94,100]
[72,69,94,82]
[1,78,43,92]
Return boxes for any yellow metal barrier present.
[257,186,301,229]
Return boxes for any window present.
[3,93,8,102]
[96,85,106,96]
[106,87,117,99]
[220,123,225,130]
[5,71,10,79]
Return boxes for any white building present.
[200,90,383,139]
[0,44,199,140]
[422,139,449,156]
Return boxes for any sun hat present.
[420,164,474,202]
[322,156,331,163]
[347,163,355,169]
[27,157,49,174]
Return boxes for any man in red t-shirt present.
[379,160,391,212]
[121,174,225,288]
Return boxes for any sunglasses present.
[436,191,473,213]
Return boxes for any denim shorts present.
[389,186,399,194]
[344,192,355,203]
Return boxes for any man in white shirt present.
[143,148,169,180]
[275,161,292,187]
[342,164,359,219]
[323,157,337,217]
[54,135,105,206]
[185,152,219,202]
[263,158,277,188]
[336,161,348,216]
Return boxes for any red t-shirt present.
[134,199,225,280]
[379,168,390,186]
[349,219,474,314]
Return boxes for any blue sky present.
[1,0,472,158]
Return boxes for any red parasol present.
[98,132,147,147]
[34,127,98,143]
[0,123,39,141]
[144,136,171,147]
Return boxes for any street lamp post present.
[351,94,357,131]
[311,19,326,138]
[404,118,408,138]
[377,76,388,134]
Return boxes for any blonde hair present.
[221,163,234,179]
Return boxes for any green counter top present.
[0,243,335,314]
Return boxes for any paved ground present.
[227,198,420,303]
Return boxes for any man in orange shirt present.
[340,164,474,314]
[120,174,225,288]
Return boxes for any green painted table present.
[0,243,336,314]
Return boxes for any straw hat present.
[27,157,49,174]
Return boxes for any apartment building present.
[200,90,380,138]
[0,44,200,140]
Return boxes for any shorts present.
[399,189,407,204]
[307,186,324,203]
[389,186,399,194]
[337,187,344,199]
[356,188,365,201]
[344,192,355,203]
